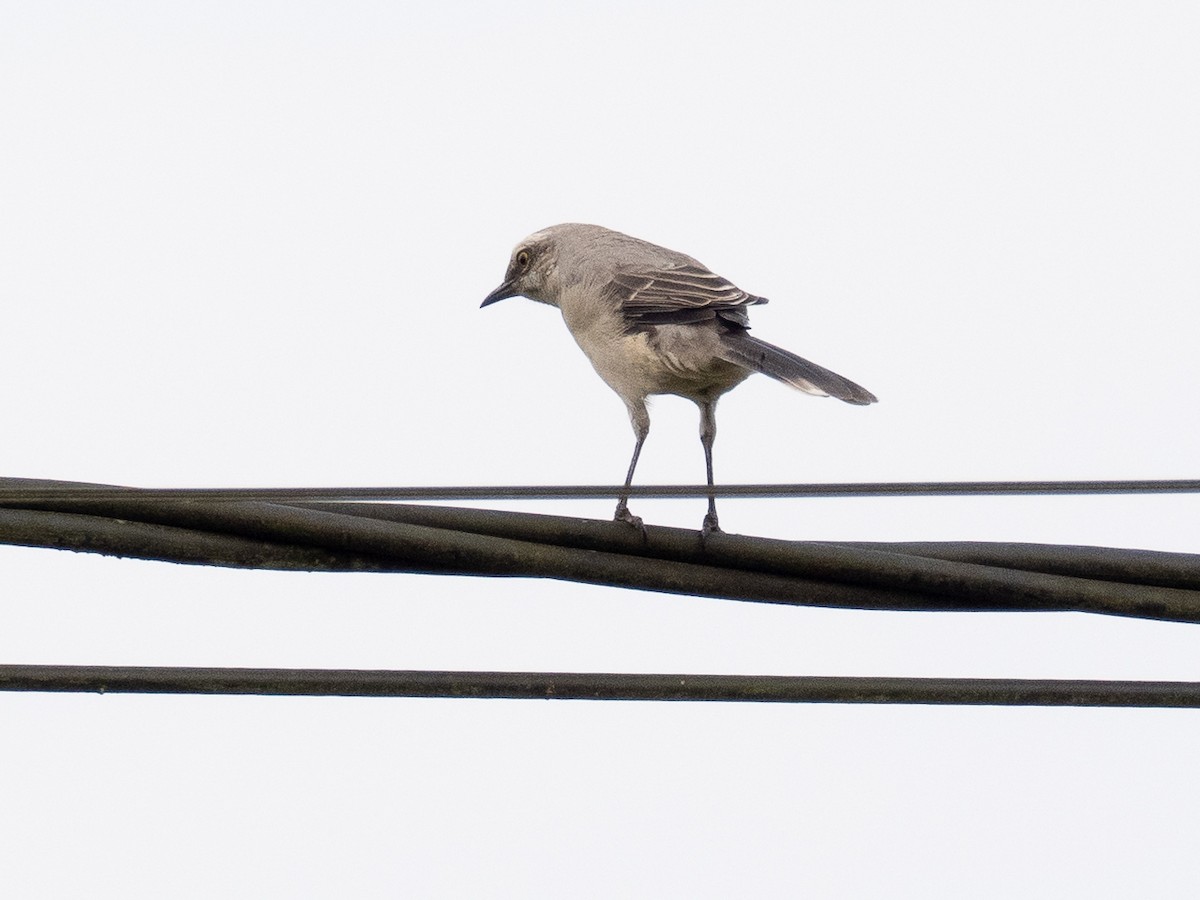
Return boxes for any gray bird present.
[482,223,876,534]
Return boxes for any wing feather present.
[609,263,767,329]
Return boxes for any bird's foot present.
[613,502,648,540]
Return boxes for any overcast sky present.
[2,2,1199,897]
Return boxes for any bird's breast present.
[562,305,750,404]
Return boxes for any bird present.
[481,223,876,535]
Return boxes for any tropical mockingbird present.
[482,223,876,534]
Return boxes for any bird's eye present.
[516,250,531,270]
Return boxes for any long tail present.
[717,332,877,405]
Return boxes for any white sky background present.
[2,2,1199,896]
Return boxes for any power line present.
[4,475,1200,708]
[2,478,1200,622]
[0,478,1198,504]
[3,664,1200,707]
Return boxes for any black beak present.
[481,281,518,308]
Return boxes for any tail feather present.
[718,332,877,405]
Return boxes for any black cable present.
[3,477,1200,622]
[3,664,1199,707]
[4,475,1200,708]
[0,478,1198,504]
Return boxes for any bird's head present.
[481,229,561,308]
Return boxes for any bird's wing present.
[609,262,768,329]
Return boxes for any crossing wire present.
[1,476,1199,621]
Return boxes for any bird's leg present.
[613,436,645,528]
[699,399,721,536]
[615,403,649,530]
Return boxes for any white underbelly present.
[568,318,750,403]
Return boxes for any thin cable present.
[3,664,1200,706]
[1,478,1199,504]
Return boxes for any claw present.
[614,502,648,540]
